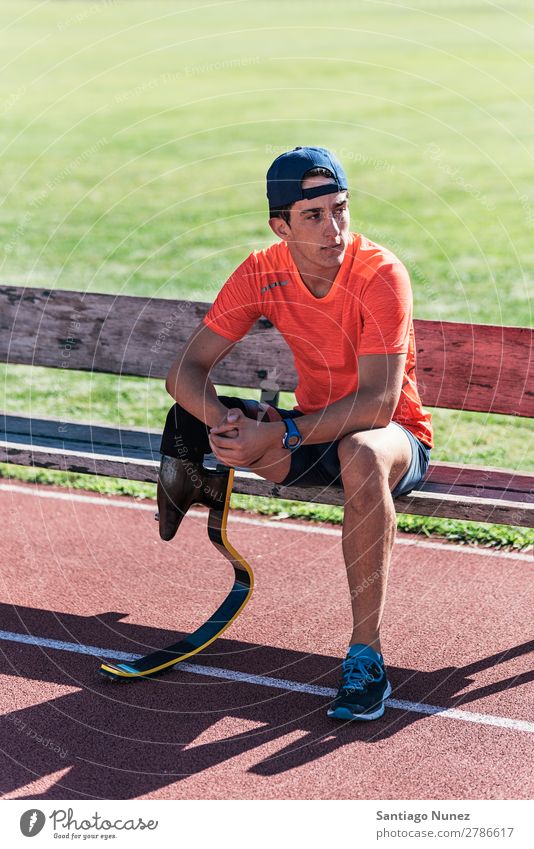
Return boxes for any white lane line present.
[0,482,158,511]
[1,629,532,734]
[0,629,136,660]
[1,481,532,561]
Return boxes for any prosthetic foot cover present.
[157,454,216,541]
[99,465,253,681]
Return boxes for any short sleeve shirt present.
[203,232,433,448]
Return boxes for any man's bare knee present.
[338,434,389,485]
[338,428,410,500]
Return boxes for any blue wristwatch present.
[282,417,303,450]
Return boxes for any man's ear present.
[269,216,291,241]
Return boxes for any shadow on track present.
[0,604,532,798]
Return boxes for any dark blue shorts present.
[274,407,431,497]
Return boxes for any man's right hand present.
[210,407,242,439]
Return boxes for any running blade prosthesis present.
[99,464,253,681]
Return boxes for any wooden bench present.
[1,285,533,528]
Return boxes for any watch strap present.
[282,417,303,450]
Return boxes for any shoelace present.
[341,656,384,692]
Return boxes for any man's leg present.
[248,420,413,721]
[249,422,412,652]
[336,424,412,654]
[321,424,412,720]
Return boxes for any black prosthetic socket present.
[160,403,210,462]
[159,396,266,462]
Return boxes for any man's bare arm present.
[165,322,237,428]
[296,353,407,445]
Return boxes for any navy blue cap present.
[266,146,348,211]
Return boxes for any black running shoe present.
[327,644,392,721]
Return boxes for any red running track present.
[0,480,532,800]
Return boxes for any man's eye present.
[307,213,321,220]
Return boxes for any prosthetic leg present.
[100,463,252,680]
[99,399,273,682]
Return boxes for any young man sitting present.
[158,146,433,721]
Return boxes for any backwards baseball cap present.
[266,146,348,212]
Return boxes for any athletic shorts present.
[272,406,431,497]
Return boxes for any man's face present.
[270,175,351,273]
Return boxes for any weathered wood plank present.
[391,491,533,528]
[414,321,533,417]
[0,444,160,484]
[1,429,533,526]
[423,461,534,497]
[1,445,531,526]
[0,286,289,393]
[3,414,533,503]
[1,413,162,460]
[1,287,533,416]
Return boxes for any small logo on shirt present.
[260,280,289,294]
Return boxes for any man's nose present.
[324,214,341,237]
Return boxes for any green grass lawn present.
[1,1,532,548]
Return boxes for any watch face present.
[287,434,300,447]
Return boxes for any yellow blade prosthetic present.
[99,466,253,681]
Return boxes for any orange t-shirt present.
[203,232,433,448]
